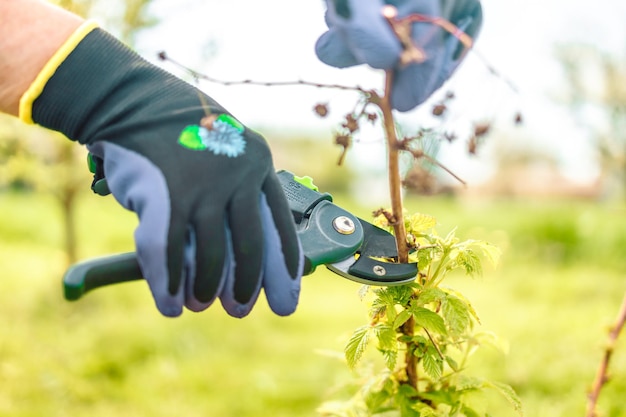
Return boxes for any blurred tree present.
[0,0,158,263]
[556,44,626,199]
[0,120,90,263]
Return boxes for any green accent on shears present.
[92,179,111,196]
[178,125,208,150]
[294,175,319,192]
[87,153,96,173]
[217,114,244,132]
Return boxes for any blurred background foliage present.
[0,192,625,417]
[1,0,626,416]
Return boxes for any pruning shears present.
[63,169,417,301]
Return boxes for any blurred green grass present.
[1,191,625,417]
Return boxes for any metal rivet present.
[333,216,356,235]
[373,265,386,276]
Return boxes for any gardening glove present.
[19,22,304,318]
[315,0,483,111]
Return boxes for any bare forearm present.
[0,0,83,115]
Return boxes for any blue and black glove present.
[19,22,303,318]
[315,0,483,112]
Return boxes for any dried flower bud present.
[468,136,477,155]
[474,123,491,137]
[334,133,351,148]
[314,103,329,118]
[432,103,446,117]
[403,165,436,195]
[372,208,397,226]
[343,114,359,133]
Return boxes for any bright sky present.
[133,0,626,186]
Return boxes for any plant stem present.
[380,70,409,264]
[401,317,418,388]
[586,291,626,417]
[379,69,417,389]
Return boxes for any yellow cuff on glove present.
[19,20,99,124]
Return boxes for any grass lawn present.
[0,190,625,416]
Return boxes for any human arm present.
[0,0,83,115]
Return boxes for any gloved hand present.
[315,0,483,112]
[20,22,303,318]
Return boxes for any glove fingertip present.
[265,277,302,317]
[220,299,257,319]
[217,232,262,318]
[146,271,185,317]
[315,30,360,68]
[264,239,303,316]
[154,296,184,317]
[259,194,304,316]
[391,67,436,111]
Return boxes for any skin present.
[0,0,83,116]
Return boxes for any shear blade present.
[328,256,417,286]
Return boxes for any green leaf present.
[453,248,483,277]
[484,380,524,416]
[441,295,472,336]
[412,403,438,417]
[442,228,460,247]
[477,240,502,268]
[345,325,372,369]
[464,239,502,268]
[422,347,443,379]
[417,287,447,307]
[456,375,485,392]
[357,284,370,300]
[387,285,416,305]
[412,335,430,348]
[380,349,398,372]
[374,324,397,349]
[406,213,437,234]
[461,405,482,417]
[414,246,438,271]
[395,384,422,417]
[393,309,413,329]
[445,355,459,372]
[363,375,395,412]
[370,290,392,322]
[443,288,481,324]
[419,388,459,408]
[372,288,395,312]
[411,306,448,336]
[374,324,398,370]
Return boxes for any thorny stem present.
[401,317,418,389]
[586,292,626,417]
[378,69,418,390]
[380,70,409,264]
[160,51,369,94]
[424,328,444,360]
